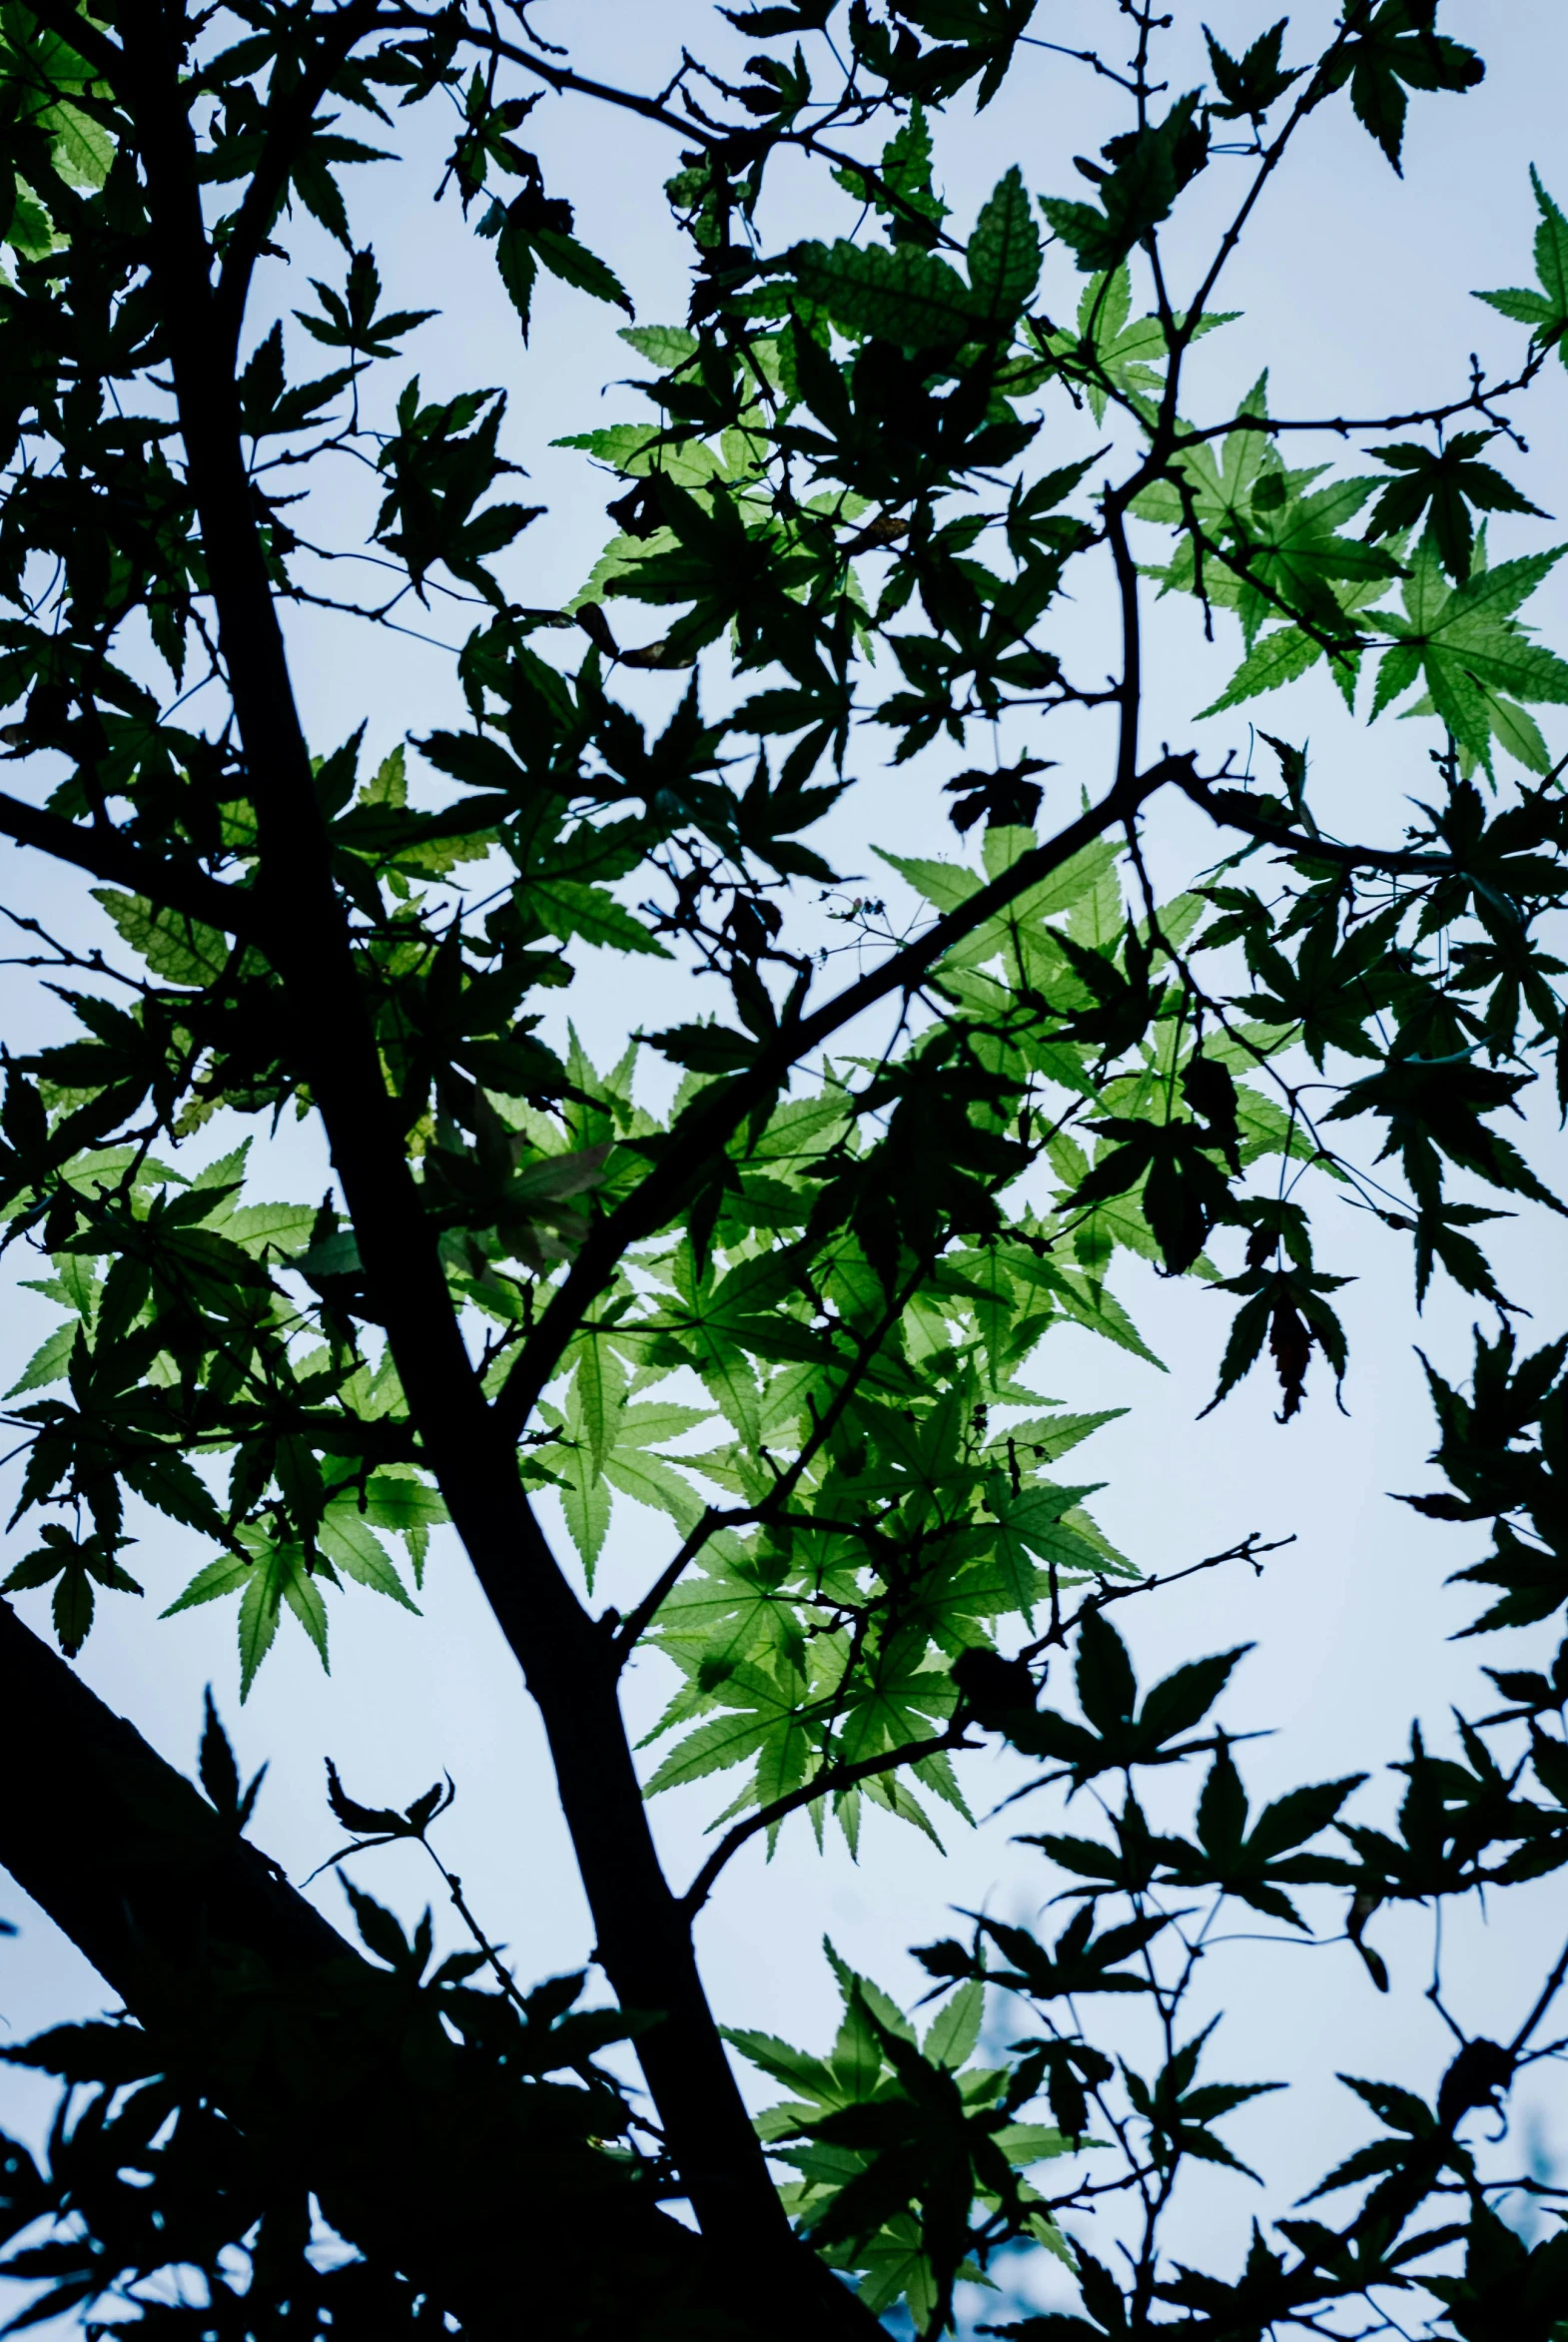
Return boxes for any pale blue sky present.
[2,2,1568,2321]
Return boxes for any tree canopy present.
[1,1,1568,2336]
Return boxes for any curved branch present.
[1513,1931,1568,2059]
[676,1544,1293,1936]
[0,789,265,940]
[1171,16,1356,369]
[613,1268,927,1666]
[1105,502,1143,791]
[213,1,390,365]
[12,0,121,82]
[421,10,977,259]
[492,753,1189,1444]
[1178,769,1465,880]
[0,1594,346,2004]
[1171,357,1546,451]
[614,1506,722,1665]
[389,8,716,142]
[0,1596,724,2337]
[1021,1533,1297,1663]
[679,1722,978,1921]
[116,34,880,2313]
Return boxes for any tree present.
[1,0,1567,2333]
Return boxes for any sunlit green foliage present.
[0,2,1567,2338]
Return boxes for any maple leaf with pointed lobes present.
[1316,0,1484,177]
[1041,92,1208,274]
[1475,168,1568,365]
[1156,1743,1365,1928]
[1124,2019,1283,2182]
[1229,469,1401,646]
[540,1342,710,1588]
[1426,2207,1568,2342]
[1326,1051,1568,1223]
[1201,1262,1352,1422]
[294,246,435,361]
[1000,1610,1249,1787]
[957,1905,1170,1997]
[1371,535,1568,775]
[1034,272,1236,427]
[1067,1104,1236,1277]
[832,102,951,249]
[1202,20,1303,123]
[199,1690,269,1835]
[944,756,1053,835]
[1394,1201,1515,1311]
[862,0,1044,111]
[1365,432,1547,582]
[0,1523,141,1659]
[976,2243,1131,2338]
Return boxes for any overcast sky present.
[2,2,1568,2325]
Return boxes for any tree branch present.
[612,1268,927,1665]
[492,753,1188,1444]
[12,0,121,83]
[0,1596,723,2340]
[1171,359,1546,450]
[1178,768,1465,879]
[114,32,883,2319]
[391,8,716,142]
[1105,500,1144,793]
[1511,1929,1568,2058]
[614,1508,722,1667]
[679,1722,978,1921]
[1022,1533,1297,1661]
[213,0,390,365]
[0,789,266,941]
[0,1594,346,2005]
[1172,20,1353,365]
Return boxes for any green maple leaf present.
[1364,432,1547,583]
[1316,0,1484,177]
[1475,167,1568,367]
[1196,555,1397,716]
[1132,374,1276,560]
[1203,19,1302,122]
[728,1947,1070,2333]
[833,1632,959,1773]
[1035,265,1235,424]
[1228,470,1399,647]
[640,1658,807,1796]
[644,1539,808,1686]
[545,1345,710,1584]
[1040,93,1207,273]
[1139,385,1396,648]
[1373,531,1568,771]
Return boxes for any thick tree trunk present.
[0,1598,747,2338]
[98,19,877,2335]
[0,1596,344,2002]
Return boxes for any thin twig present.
[678,1721,979,1921]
